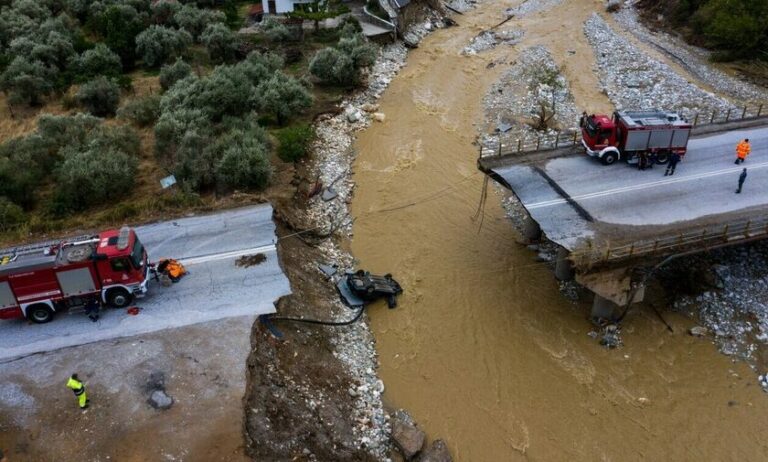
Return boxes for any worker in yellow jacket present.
[66,374,89,410]
[735,138,751,164]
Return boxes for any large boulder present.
[392,410,425,460]
[419,439,452,462]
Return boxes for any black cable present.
[265,305,367,326]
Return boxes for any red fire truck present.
[0,227,149,323]
[581,110,692,165]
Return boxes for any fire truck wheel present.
[601,152,618,165]
[27,304,54,324]
[655,152,670,164]
[106,288,133,308]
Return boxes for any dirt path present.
[350,0,768,460]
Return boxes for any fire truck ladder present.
[0,234,96,265]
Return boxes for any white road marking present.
[527,160,768,209]
[178,244,277,266]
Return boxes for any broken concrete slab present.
[149,389,174,410]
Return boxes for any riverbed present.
[349,0,768,459]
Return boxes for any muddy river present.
[350,0,768,460]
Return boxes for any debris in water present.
[236,253,267,267]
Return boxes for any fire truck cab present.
[581,110,691,166]
[0,227,149,323]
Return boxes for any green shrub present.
[118,95,161,126]
[53,147,138,213]
[263,17,291,42]
[37,113,100,152]
[0,196,25,230]
[174,4,226,40]
[309,47,355,85]
[201,22,238,63]
[135,25,192,67]
[73,43,122,80]
[0,56,55,105]
[159,58,192,91]
[0,140,47,208]
[215,131,272,190]
[276,124,314,162]
[253,71,313,125]
[87,124,141,157]
[76,76,120,116]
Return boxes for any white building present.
[260,0,314,14]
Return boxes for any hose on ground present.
[260,305,367,329]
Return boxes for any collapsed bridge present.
[479,110,768,320]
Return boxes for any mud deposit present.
[350,0,768,460]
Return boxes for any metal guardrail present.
[570,216,768,268]
[480,103,767,158]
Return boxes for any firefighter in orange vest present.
[66,374,89,409]
[735,138,751,164]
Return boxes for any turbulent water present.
[350,0,768,460]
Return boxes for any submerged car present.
[342,270,403,308]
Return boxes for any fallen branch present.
[443,2,464,15]
[491,14,514,29]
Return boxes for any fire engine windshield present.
[585,118,599,138]
[130,238,145,269]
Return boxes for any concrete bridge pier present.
[591,294,619,321]
[554,247,574,281]
[577,267,645,322]
[522,216,542,243]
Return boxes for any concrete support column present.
[522,216,541,243]
[591,294,619,322]
[554,247,574,281]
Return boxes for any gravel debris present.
[612,6,768,105]
[583,13,736,118]
[461,28,523,55]
[505,0,563,17]
[669,242,768,373]
[482,45,579,155]
[444,0,477,13]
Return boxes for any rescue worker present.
[66,374,89,410]
[736,168,747,194]
[735,138,751,164]
[665,152,681,176]
[638,151,648,170]
[83,297,100,322]
[579,111,588,128]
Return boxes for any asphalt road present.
[494,126,768,249]
[0,205,291,362]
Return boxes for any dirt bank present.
[350,0,768,460]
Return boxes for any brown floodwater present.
[350,0,768,460]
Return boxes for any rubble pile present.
[612,7,768,104]
[461,28,523,55]
[482,45,579,156]
[583,13,736,118]
[670,243,768,372]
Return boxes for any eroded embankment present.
[350,0,768,460]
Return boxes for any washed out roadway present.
[492,126,768,249]
[0,205,291,362]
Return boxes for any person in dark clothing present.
[84,297,100,322]
[665,152,681,176]
[638,151,648,170]
[736,168,747,193]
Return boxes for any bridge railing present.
[570,216,768,268]
[480,103,767,159]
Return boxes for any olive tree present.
[309,47,354,86]
[0,57,55,105]
[174,4,226,40]
[95,4,145,68]
[262,17,291,42]
[215,131,272,190]
[0,196,25,230]
[118,95,161,126]
[73,43,122,80]
[135,25,192,67]
[253,72,313,125]
[54,146,138,212]
[76,76,121,116]
[200,22,238,63]
[151,0,181,25]
[159,58,192,90]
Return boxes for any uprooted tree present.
[526,63,566,130]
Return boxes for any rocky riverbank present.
[244,7,459,461]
